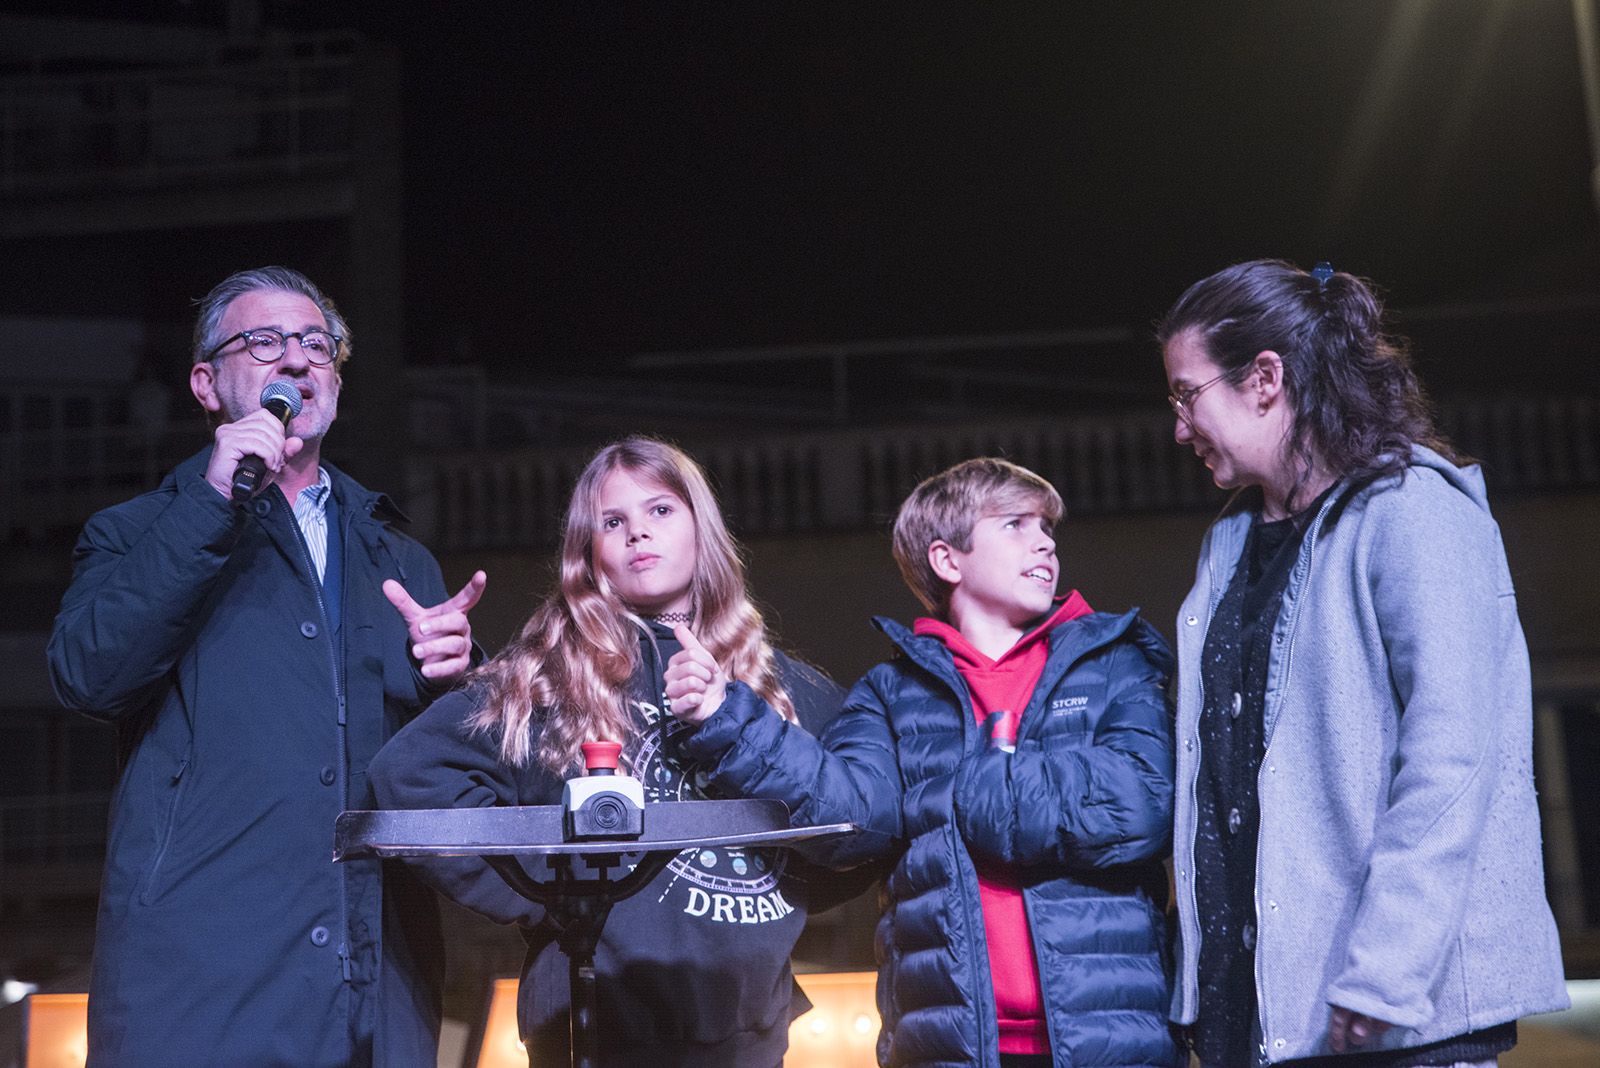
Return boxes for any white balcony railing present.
[4,387,1596,550]
[405,395,1600,552]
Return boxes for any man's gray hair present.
[191,266,352,367]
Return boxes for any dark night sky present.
[7,1,1600,393]
[380,2,1600,366]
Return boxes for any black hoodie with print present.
[370,621,851,1068]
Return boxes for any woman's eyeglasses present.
[1167,370,1230,423]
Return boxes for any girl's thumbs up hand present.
[663,624,727,725]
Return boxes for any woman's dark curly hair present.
[1157,259,1461,509]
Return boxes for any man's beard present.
[219,381,337,446]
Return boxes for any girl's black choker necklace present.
[650,610,694,626]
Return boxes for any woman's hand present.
[663,625,727,725]
[1327,1005,1393,1052]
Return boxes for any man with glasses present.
[47,266,485,1067]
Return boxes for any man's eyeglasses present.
[206,328,342,366]
[1167,370,1230,424]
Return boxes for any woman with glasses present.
[1158,259,1567,1067]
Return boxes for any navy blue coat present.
[682,609,1181,1068]
[47,448,447,1068]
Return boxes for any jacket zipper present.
[1012,662,1081,1061]
[139,756,191,903]
[1183,553,1229,1026]
[944,670,998,1061]
[285,492,353,984]
[1250,488,1340,1061]
[927,636,1064,1063]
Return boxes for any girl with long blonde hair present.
[371,436,845,1068]
[470,435,799,772]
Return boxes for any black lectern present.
[334,800,853,1068]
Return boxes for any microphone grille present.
[259,381,304,417]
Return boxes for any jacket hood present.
[1320,444,1488,537]
[1218,443,1487,531]
[1405,442,1488,513]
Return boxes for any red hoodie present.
[913,592,1093,1056]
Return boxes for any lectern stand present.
[334,800,852,1068]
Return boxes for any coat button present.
[1242,923,1256,949]
[310,926,330,947]
[252,498,271,517]
[320,766,336,786]
[1184,738,1194,752]
[1231,691,1243,719]
[1228,807,1243,834]
[300,621,318,638]
[1186,615,1199,626]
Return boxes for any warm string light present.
[475,978,526,1068]
[785,971,879,1066]
[472,971,881,1067]
[22,993,89,1068]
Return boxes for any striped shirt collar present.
[291,467,333,582]
[294,466,333,513]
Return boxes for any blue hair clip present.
[1310,261,1335,288]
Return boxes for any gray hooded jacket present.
[1170,445,1568,1062]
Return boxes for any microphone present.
[230,381,305,501]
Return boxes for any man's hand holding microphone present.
[203,382,303,501]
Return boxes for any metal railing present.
[0,792,108,867]
[6,388,1596,550]
[405,394,1600,552]
[1442,397,1600,492]
[401,411,1240,551]
[0,420,206,538]
[0,32,357,194]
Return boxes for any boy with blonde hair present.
[666,457,1179,1068]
